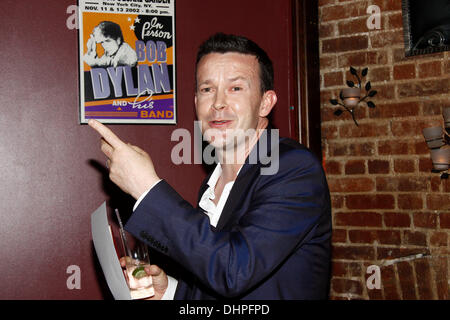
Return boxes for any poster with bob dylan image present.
[78,0,176,124]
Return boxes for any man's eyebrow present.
[229,76,248,82]
[197,79,212,86]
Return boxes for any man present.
[84,21,138,68]
[89,33,331,299]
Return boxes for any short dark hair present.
[97,21,124,44]
[196,33,274,93]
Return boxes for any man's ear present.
[259,90,277,117]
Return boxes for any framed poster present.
[78,0,176,124]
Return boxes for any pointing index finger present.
[88,119,125,149]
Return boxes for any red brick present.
[324,71,344,87]
[348,142,376,156]
[322,124,338,139]
[320,89,334,105]
[328,143,348,157]
[397,261,418,299]
[322,35,368,53]
[328,142,376,157]
[398,177,429,192]
[384,212,411,228]
[321,4,349,21]
[430,231,447,247]
[387,12,404,30]
[321,105,338,122]
[422,99,450,116]
[320,55,337,69]
[339,123,389,138]
[427,195,450,211]
[368,66,391,82]
[324,160,341,174]
[332,228,347,243]
[335,211,382,227]
[367,287,383,300]
[337,51,367,67]
[445,58,450,74]
[403,230,427,246]
[328,177,374,192]
[321,2,367,22]
[348,229,401,245]
[337,17,367,35]
[393,47,411,63]
[443,178,450,193]
[413,212,437,228]
[346,194,395,210]
[344,160,366,175]
[347,262,363,277]
[431,176,442,192]
[331,261,347,277]
[397,79,450,98]
[370,30,404,48]
[332,245,376,260]
[418,61,442,78]
[414,140,429,155]
[331,195,344,209]
[440,212,450,229]
[414,259,435,299]
[393,64,416,80]
[378,140,409,155]
[419,157,433,172]
[394,159,415,173]
[381,265,401,299]
[376,177,429,192]
[369,101,421,119]
[391,119,437,137]
[430,256,449,299]
[332,261,362,277]
[368,160,390,174]
[398,194,423,210]
[319,23,336,38]
[369,83,395,100]
[338,50,388,68]
[331,278,363,295]
[372,0,402,11]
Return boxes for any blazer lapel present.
[214,126,276,231]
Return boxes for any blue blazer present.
[125,129,332,299]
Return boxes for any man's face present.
[195,52,274,152]
[93,28,120,56]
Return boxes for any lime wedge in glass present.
[132,266,147,279]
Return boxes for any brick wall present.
[318,0,450,299]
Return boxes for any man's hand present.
[86,34,97,56]
[88,119,160,199]
[120,258,168,300]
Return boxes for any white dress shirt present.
[132,163,241,300]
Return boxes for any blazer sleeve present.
[124,148,331,298]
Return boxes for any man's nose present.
[212,90,227,110]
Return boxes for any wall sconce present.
[329,66,378,126]
[423,107,450,179]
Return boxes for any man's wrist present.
[133,179,162,211]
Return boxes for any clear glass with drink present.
[122,243,155,299]
[116,209,155,299]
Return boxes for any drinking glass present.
[119,227,155,299]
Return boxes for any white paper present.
[91,201,131,300]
